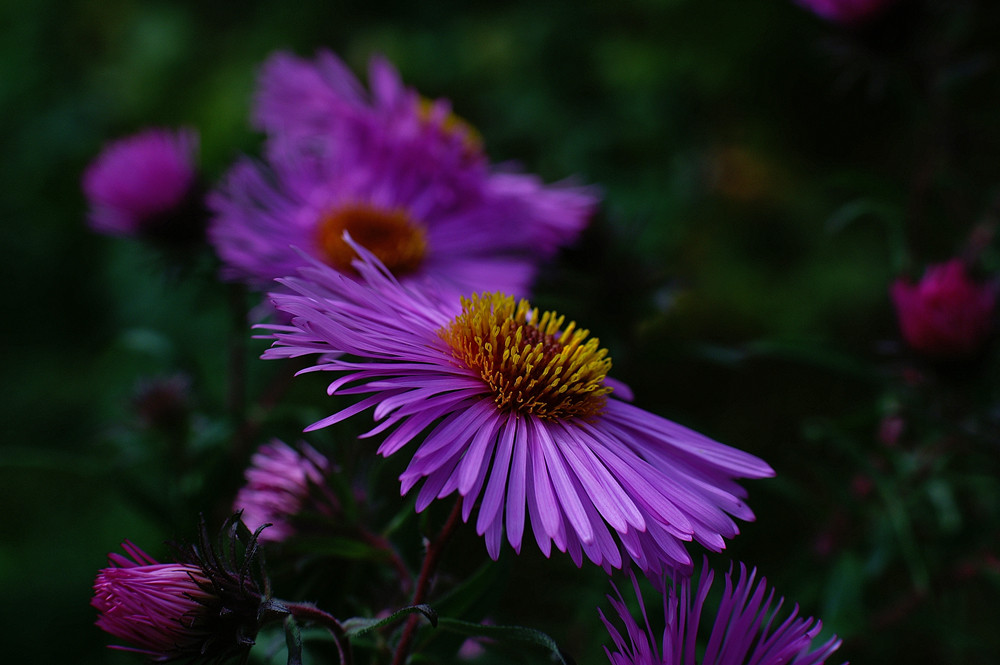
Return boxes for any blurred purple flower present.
[234,439,337,543]
[260,242,774,576]
[253,51,482,162]
[890,259,996,359]
[795,0,898,24]
[82,128,204,243]
[601,564,844,665]
[208,50,597,299]
[92,518,274,663]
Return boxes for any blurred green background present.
[4,0,1000,663]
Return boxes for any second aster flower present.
[209,51,598,300]
[261,243,774,576]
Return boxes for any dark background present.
[3,0,1000,662]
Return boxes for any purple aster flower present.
[795,0,899,25]
[260,242,774,576]
[601,563,845,665]
[92,516,276,663]
[82,128,205,243]
[234,439,339,543]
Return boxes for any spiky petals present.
[601,562,845,665]
[234,440,338,543]
[262,246,774,576]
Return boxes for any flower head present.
[601,563,845,665]
[92,516,275,663]
[208,50,597,299]
[234,439,338,543]
[261,242,774,576]
[82,128,205,243]
[890,259,996,359]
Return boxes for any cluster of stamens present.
[315,202,427,276]
[440,293,612,420]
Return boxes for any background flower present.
[890,259,996,359]
[234,439,337,543]
[82,128,205,244]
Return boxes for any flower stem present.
[283,601,353,665]
[391,499,463,665]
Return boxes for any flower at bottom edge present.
[601,561,845,665]
[92,517,273,664]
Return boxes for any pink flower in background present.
[796,0,898,24]
[234,440,337,543]
[82,128,204,242]
[890,259,996,359]
[261,242,774,577]
[601,563,844,665]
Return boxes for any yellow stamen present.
[440,293,612,421]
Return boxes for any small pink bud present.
[891,259,996,359]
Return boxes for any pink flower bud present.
[890,259,996,359]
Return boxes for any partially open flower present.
[234,440,339,543]
[82,128,205,245]
[890,259,996,360]
[92,516,276,663]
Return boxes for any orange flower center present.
[315,203,427,276]
[440,293,612,420]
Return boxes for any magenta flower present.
[601,563,845,665]
[261,243,774,576]
[92,518,274,663]
[93,542,216,660]
[208,50,597,299]
[234,439,338,543]
[795,0,898,24]
[890,259,996,359]
[82,128,205,242]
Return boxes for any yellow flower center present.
[440,293,613,420]
[315,203,427,276]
